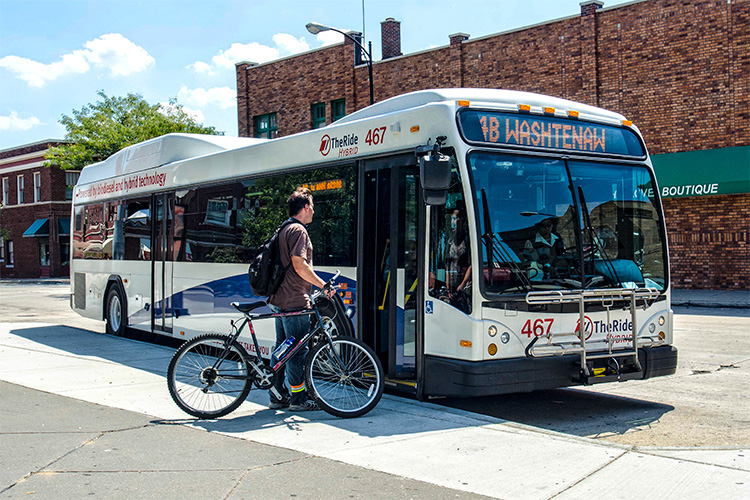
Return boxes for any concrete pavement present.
[1,321,748,499]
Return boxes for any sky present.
[0,0,636,151]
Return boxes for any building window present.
[332,99,346,122]
[7,241,13,267]
[17,175,24,204]
[65,171,80,201]
[311,102,326,129]
[0,238,4,262]
[34,172,42,203]
[2,178,9,205]
[39,240,50,266]
[254,113,277,139]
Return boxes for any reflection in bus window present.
[124,199,151,261]
[428,156,472,314]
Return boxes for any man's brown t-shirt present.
[268,221,313,310]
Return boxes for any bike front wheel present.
[167,334,252,419]
[305,336,384,418]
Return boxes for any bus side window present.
[428,161,472,314]
[123,199,151,261]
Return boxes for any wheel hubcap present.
[109,295,121,331]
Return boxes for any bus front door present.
[152,193,174,333]
[361,157,423,385]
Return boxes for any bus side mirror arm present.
[417,137,451,205]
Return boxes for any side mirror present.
[420,154,452,205]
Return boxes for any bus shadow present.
[439,388,675,440]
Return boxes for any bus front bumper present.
[423,345,678,398]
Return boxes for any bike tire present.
[167,334,252,419]
[305,336,384,418]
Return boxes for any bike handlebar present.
[311,269,341,302]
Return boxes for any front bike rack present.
[524,288,666,381]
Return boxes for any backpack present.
[248,219,296,297]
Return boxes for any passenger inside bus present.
[523,217,566,281]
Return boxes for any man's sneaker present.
[269,399,290,410]
[288,400,320,412]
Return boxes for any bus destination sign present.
[458,110,645,157]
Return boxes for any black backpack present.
[248,219,296,297]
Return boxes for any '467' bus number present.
[365,127,387,146]
[521,318,554,337]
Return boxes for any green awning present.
[58,218,71,236]
[651,146,750,198]
[23,219,49,237]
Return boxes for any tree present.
[45,91,222,171]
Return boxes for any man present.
[524,217,565,281]
[267,186,333,411]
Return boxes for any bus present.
[70,88,677,399]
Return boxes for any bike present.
[167,271,384,419]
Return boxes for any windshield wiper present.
[577,186,622,288]
[481,188,533,292]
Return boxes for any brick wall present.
[663,194,750,290]
[236,0,749,290]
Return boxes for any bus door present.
[152,193,174,333]
[360,155,423,384]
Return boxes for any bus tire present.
[105,284,127,336]
[314,294,354,338]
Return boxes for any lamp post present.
[306,22,374,105]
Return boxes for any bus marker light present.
[659,331,666,340]
[488,343,498,356]
[544,107,555,114]
[568,110,580,118]
[410,126,420,133]
[488,325,497,337]
[460,340,472,348]
[518,104,531,112]
[623,119,633,126]
[458,100,470,107]
[180,331,185,336]
[501,332,510,344]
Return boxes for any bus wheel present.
[105,285,127,336]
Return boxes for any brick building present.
[236,0,749,290]
[0,141,77,278]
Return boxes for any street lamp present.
[306,22,374,105]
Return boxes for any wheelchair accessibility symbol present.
[425,301,434,314]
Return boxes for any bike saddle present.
[231,301,267,313]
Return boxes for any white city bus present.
[71,88,677,398]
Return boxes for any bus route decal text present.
[75,171,167,200]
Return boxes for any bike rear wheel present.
[167,334,252,419]
[305,336,384,418]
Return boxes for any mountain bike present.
[167,271,384,419]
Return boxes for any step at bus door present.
[360,155,424,382]
[152,193,174,333]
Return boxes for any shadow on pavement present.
[439,387,674,439]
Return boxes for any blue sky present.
[0,0,634,150]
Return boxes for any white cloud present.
[0,111,42,131]
[159,101,205,123]
[317,31,345,46]
[186,61,214,75]
[177,86,236,110]
[188,33,312,74]
[0,33,154,87]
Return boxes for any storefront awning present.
[651,146,750,199]
[23,219,49,238]
[58,218,71,236]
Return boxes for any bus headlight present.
[500,332,510,344]
[488,325,497,337]
[649,323,656,333]
[658,316,665,326]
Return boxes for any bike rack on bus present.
[524,288,665,380]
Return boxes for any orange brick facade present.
[237,0,749,289]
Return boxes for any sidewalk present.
[1,322,748,499]
[671,289,750,309]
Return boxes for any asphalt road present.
[3,282,748,449]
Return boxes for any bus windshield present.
[469,152,667,295]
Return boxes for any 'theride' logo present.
[319,135,331,156]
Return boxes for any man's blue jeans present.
[269,304,311,406]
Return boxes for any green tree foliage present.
[44,91,222,171]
